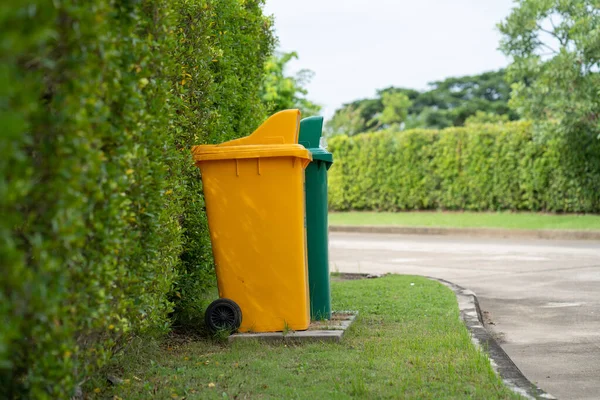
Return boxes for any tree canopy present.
[326,69,517,136]
[499,0,600,140]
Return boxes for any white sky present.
[263,0,516,119]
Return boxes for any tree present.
[499,0,600,139]
[414,70,516,128]
[325,94,399,136]
[326,70,517,136]
[261,51,321,117]
[325,102,368,136]
[371,91,412,129]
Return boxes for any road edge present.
[329,225,600,240]
[433,277,557,400]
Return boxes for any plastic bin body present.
[192,110,312,332]
[299,116,333,320]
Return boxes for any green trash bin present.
[299,116,333,320]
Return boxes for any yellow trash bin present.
[192,109,312,333]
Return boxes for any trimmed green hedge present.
[328,121,600,213]
[1,0,273,398]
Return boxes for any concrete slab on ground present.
[228,312,357,343]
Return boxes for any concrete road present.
[329,232,600,400]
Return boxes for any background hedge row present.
[328,121,600,213]
[1,0,273,398]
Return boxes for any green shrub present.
[328,121,600,213]
[0,0,273,398]
[167,0,275,329]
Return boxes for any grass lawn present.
[92,275,521,399]
[329,211,600,231]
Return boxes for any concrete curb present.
[330,225,600,241]
[433,277,557,400]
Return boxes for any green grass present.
[329,211,600,230]
[91,275,521,399]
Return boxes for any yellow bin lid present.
[192,109,311,164]
[192,144,311,163]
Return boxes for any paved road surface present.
[329,232,600,400]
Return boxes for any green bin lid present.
[299,116,333,164]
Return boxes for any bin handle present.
[218,109,301,146]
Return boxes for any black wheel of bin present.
[205,298,242,334]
